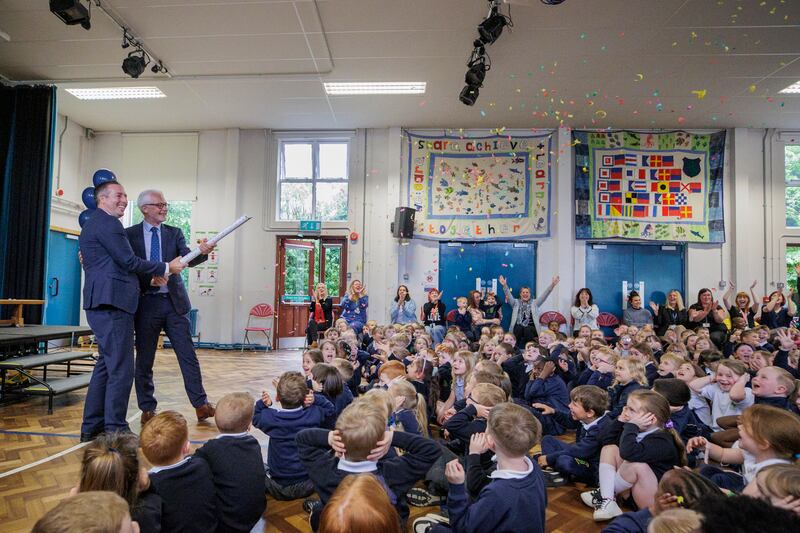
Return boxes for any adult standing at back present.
[390,285,417,324]
[126,189,216,425]
[340,280,369,334]
[307,282,334,346]
[498,274,559,349]
[688,288,727,347]
[79,181,184,441]
[571,288,599,334]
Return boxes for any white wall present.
[50,114,92,231]
[55,123,793,343]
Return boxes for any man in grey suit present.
[126,189,216,424]
[79,181,185,441]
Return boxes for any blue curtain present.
[0,84,56,324]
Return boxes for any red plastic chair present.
[241,303,274,352]
[597,312,620,328]
[446,309,457,325]
[539,311,567,327]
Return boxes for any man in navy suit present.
[126,189,216,425]
[79,181,185,441]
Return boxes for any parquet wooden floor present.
[0,348,600,533]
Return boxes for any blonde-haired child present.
[389,380,429,437]
[607,358,648,419]
[587,347,619,391]
[436,350,475,422]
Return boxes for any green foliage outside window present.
[132,201,193,286]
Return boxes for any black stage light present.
[459,85,479,106]
[122,50,148,78]
[465,60,487,86]
[50,0,91,30]
[477,8,506,45]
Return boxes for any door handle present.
[49,277,60,297]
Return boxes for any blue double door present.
[438,241,537,332]
[585,243,685,320]
[44,230,82,325]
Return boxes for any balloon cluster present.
[79,169,117,228]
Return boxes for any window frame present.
[276,134,353,223]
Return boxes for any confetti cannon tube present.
[180,215,252,265]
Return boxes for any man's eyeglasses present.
[142,203,169,209]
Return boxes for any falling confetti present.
[748,84,757,93]
[635,73,644,81]
[595,110,607,118]
[691,89,707,100]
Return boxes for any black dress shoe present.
[79,430,103,443]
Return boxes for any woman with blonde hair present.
[650,290,688,337]
[307,282,334,346]
[340,279,369,333]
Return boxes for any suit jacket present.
[125,222,206,316]
[80,209,166,315]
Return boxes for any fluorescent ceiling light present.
[779,81,800,94]
[323,82,426,95]
[65,87,166,100]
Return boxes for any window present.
[132,200,194,286]
[788,245,800,292]
[785,145,800,227]
[278,141,349,221]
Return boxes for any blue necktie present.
[150,227,161,262]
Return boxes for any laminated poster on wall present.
[198,285,216,297]
[404,129,554,241]
[205,266,218,284]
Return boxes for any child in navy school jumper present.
[297,399,441,530]
[140,411,218,533]
[443,383,508,460]
[587,348,619,391]
[502,341,542,400]
[193,393,266,533]
[388,379,428,436]
[629,343,660,385]
[607,358,648,419]
[253,371,335,501]
[652,379,711,444]
[537,385,612,486]
[453,296,473,339]
[310,363,353,428]
[412,402,547,533]
[771,328,800,378]
[583,390,686,522]
[524,359,570,436]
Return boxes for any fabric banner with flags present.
[573,130,726,243]
[404,130,553,240]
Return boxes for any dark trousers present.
[513,323,538,349]
[134,294,207,410]
[541,436,597,484]
[698,464,744,492]
[82,307,135,433]
[306,320,329,345]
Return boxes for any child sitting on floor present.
[140,411,218,532]
[412,402,546,533]
[194,392,266,533]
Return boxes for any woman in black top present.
[649,290,689,337]
[687,288,727,348]
[422,288,446,346]
[306,283,334,346]
[722,281,760,328]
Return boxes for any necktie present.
[150,227,161,262]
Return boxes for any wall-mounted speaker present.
[390,207,415,238]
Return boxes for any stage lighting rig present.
[122,49,149,78]
[477,2,512,45]
[460,46,490,106]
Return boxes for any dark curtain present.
[0,84,56,324]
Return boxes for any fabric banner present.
[573,130,726,243]
[405,130,553,240]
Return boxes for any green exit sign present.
[299,220,321,233]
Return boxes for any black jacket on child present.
[131,487,162,533]
[148,456,218,533]
[442,459,547,533]
[618,423,681,480]
[501,355,529,400]
[194,433,267,533]
[608,381,644,419]
[296,428,441,525]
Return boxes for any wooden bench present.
[0,299,45,327]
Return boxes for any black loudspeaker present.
[391,207,415,238]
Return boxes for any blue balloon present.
[92,168,117,187]
[78,209,94,228]
[81,186,96,209]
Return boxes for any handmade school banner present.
[404,130,553,240]
[573,130,726,243]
